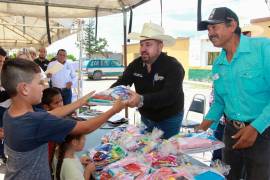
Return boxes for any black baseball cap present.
[198,7,239,31]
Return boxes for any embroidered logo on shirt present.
[212,73,220,80]
[153,73,164,81]
[133,73,143,77]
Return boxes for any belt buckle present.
[233,121,245,129]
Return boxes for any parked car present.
[85,58,124,80]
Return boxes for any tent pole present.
[197,0,203,31]
[160,0,163,26]
[95,7,98,42]
[45,1,51,44]
[123,10,128,118]
[78,19,84,99]
[22,16,26,34]
[127,7,133,42]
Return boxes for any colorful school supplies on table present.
[88,143,127,171]
[145,167,192,180]
[102,125,163,154]
[97,157,152,180]
[88,126,230,179]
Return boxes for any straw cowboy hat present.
[128,22,176,46]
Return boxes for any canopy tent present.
[0,0,150,48]
[0,0,151,118]
[0,0,148,18]
[0,14,74,48]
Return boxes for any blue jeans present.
[141,112,183,139]
[60,88,72,105]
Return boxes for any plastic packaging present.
[88,143,127,171]
[168,131,225,154]
[89,85,130,106]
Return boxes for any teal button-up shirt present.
[205,35,270,134]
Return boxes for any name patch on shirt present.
[154,73,164,81]
[133,73,143,78]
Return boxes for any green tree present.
[82,20,108,57]
[47,53,55,61]
[67,54,76,61]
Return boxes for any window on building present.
[208,52,220,65]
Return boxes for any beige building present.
[248,17,270,37]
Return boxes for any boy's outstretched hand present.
[80,91,96,105]
[111,99,127,114]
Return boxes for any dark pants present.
[223,123,270,180]
[212,122,225,161]
[141,112,183,139]
[0,107,6,160]
[60,88,72,105]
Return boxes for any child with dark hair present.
[42,87,63,111]
[1,59,126,180]
[41,87,64,175]
[54,134,95,180]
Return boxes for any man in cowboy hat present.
[111,22,185,139]
[197,7,270,179]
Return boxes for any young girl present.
[54,134,95,180]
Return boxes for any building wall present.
[250,17,270,38]
[125,38,190,79]
[188,36,221,81]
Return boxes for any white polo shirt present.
[48,60,77,89]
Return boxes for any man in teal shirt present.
[198,7,270,180]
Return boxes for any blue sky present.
[47,0,270,58]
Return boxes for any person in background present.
[111,22,185,139]
[17,48,47,84]
[0,47,6,71]
[16,48,33,61]
[54,133,95,180]
[197,7,270,179]
[48,49,76,105]
[0,47,9,164]
[34,47,50,71]
[1,59,127,180]
[29,47,37,60]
